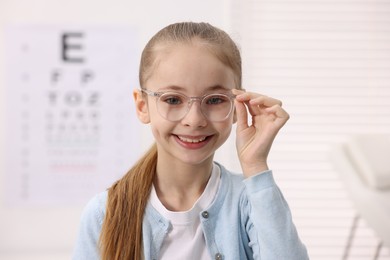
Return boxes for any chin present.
[177,153,214,166]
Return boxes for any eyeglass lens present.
[157,92,233,122]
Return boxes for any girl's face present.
[136,43,237,167]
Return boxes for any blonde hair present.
[99,22,242,259]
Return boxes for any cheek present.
[150,126,160,139]
[146,103,162,122]
[149,118,173,139]
[217,120,233,139]
[149,123,166,144]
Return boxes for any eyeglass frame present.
[140,88,236,122]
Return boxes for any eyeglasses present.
[141,89,235,122]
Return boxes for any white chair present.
[331,134,390,249]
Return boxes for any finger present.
[233,91,257,102]
[265,105,290,126]
[250,96,282,107]
[234,99,249,132]
[231,89,246,96]
[266,104,289,118]
[234,91,282,107]
[246,100,262,117]
[233,93,265,116]
[237,99,267,118]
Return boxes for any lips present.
[177,135,207,143]
[174,134,211,149]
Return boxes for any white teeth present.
[178,136,207,143]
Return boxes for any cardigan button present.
[215,253,223,260]
[201,211,209,218]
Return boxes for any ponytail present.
[99,144,157,259]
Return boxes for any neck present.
[154,157,214,211]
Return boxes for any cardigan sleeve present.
[72,192,107,260]
[242,171,309,260]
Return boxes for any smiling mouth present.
[176,135,208,143]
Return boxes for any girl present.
[73,22,309,260]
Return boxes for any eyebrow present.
[157,85,232,92]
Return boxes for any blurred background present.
[0,0,389,259]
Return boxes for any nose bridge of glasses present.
[188,96,202,102]
[187,96,203,108]
[184,96,207,120]
[179,94,233,121]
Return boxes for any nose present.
[180,100,207,127]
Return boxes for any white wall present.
[0,1,233,259]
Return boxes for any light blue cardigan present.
[73,163,309,260]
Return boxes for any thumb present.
[234,99,249,133]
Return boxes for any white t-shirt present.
[150,163,221,260]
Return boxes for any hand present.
[232,89,289,177]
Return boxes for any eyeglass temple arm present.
[140,88,161,97]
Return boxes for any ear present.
[133,89,150,124]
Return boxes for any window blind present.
[229,0,390,259]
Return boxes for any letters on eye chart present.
[4,26,140,207]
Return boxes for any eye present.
[161,94,184,105]
[205,95,229,105]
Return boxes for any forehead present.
[145,43,236,93]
